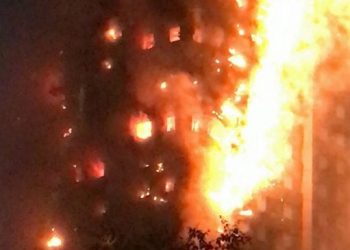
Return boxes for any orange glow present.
[47,235,62,248]
[130,113,153,141]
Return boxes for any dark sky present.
[0,1,100,248]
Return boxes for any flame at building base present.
[182,0,344,231]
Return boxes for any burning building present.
[49,0,350,249]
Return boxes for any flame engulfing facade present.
[48,0,350,249]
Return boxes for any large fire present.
[193,0,334,226]
[123,0,348,236]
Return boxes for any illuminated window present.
[165,180,175,193]
[193,28,203,43]
[141,33,155,50]
[130,113,153,141]
[160,81,168,90]
[192,117,201,132]
[169,26,180,42]
[236,0,247,8]
[47,229,63,249]
[239,209,253,217]
[165,115,176,132]
[47,236,62,248]
[89,159,105,179]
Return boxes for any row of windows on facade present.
[130,113,202,142]
[104,24,206,50]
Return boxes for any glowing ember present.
[102,59,113,70]
[130,113,153,141]
[104,21,122,43]
[47,235,62,248]
[63,128,72,138]
[139,187,151,199]
[160,197,168,203]
[153,196,168,204]
[156,162,164,173]
[237,24,246,36]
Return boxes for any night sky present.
[0,1,101,248]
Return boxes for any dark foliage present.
[90,217,250,250]
[180,217,251,250]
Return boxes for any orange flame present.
[130,113,153,141]
[47,235,62,248]
[189,0,336,229]
[104,20,122,43]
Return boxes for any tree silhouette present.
[90,217,250,250]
